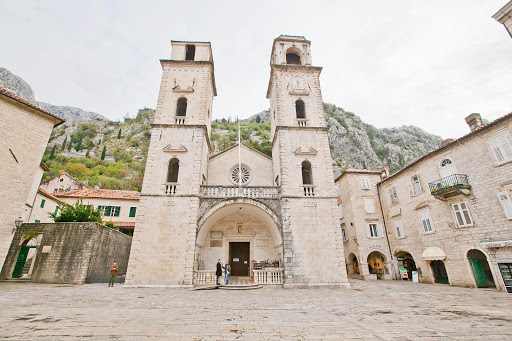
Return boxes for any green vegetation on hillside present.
[210,118,272,156]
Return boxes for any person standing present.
[109,263,118,287]
[224,261,231,285]
[216,259,223,285]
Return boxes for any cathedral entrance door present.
[229,242,250,276]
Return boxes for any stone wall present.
[0,222,132,284]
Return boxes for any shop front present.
[422,246,449,284]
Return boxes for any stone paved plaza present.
[0,280,511,340]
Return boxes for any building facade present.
[125,36,349,287]
[0,87,64,269]
[493,0,512,39]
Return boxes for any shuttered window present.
[395,220,404,238]
[419,210,434,233]
[99,206,120,217]
[40,199,45,208]
[497,191,512,220]
[363,198,375,213]
[341,227,348,242]
[361,178,370,190]
[489,135,512,165]
[452,202,473,227]
[366,223,383,238]
[129,207,137,218]
[338,204,344,218]
[411,175,422,195]
[389,187,399,204]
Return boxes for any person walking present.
[108,262,118,287]
[216,259,223,285]
[224,261,231,285]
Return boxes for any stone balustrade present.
[253,269,283,285]
[194,270,224,285]
[302,185,315,197]
[200,185,280,199]
[164,182,178,195]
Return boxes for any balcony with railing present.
[301,184,315,197]
[164,182,178,195]
[428,174,471,200]
[297,118,308,127]
[200,186,280,199]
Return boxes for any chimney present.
[381,165,390,179]
[465,113,484,132]
[441,138,454,147]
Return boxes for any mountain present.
[0,67,108,123]
[1,66,442,188]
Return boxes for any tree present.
[100,146,106,161]
[255,115,261,123]
[75,136,82,151]
[49,145,56,159]
[49,199,102,223]
[61,136,67,151]
[67,140,72,151]
[117,129,122,139]
[85,150,90,158]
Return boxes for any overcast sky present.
[1,1,511,139]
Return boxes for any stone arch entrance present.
[348,253,360,275]
[367,251,387,280]
[395,251,417,280]
[467,249,496,288]
[195,200,283,285]
[430,260,449,284]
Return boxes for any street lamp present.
[13,217,23,233]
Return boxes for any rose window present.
[231,166,250,185]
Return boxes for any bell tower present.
[268,35,349,286]
[125,41,215,286]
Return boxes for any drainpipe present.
[376,180,397,280]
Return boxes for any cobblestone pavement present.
[0,279,511,340]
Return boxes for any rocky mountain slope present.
[1,67,442,188]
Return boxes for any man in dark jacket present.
[216,259,223,285]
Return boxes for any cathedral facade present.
[125,36,349,287]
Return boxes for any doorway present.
[468,249,495,288]
[430,260,449,284]
[12,238,37,279]
[229,242,250,276]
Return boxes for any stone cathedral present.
[125,35,349,287]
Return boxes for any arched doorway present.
[430,260,449,284]
[395,251,417,280]
[367,251,386,279]
[12,238,38,278]
[196,200,283,285]
[348,253,360,275]
[467,249,496,288]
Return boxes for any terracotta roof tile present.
[0,87,65,126]
[38,188,65,204]
[56,189,140,200]
[110,221,136,228]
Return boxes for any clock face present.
[289,77,306,90]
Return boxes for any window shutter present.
[377,224,384,237]
[129,207,137,218]
[490,137,505,163]
[497,191,512,219]
[40,199,46,208]
[366,224,372,238]
[115,207,120,217]
[105,206,112,216]
[499,135,512,161]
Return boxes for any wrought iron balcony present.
[428,174,471,200]
[200,185,280,199]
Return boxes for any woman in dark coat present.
[216,259,223,285]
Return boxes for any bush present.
[49,199,103,223]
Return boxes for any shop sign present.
[481,239,512,248]
[412,271,419,283]
[399,268,408,280]
[363,244,387,254]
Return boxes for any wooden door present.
[229,242,250,276]
[12,246,29,278]
[431,260,449,284]
[470,259,487,288]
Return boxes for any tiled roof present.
[335,169,383,183]
[38,189,65,204]
[56,189,140,200]
[0,87,65,126]
[110,221,136,228]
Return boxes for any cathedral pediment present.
[172,85,194,93]
[163,144,187,153]
[294,147,317,155]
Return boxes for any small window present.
[498,191,512,219]
[366,223,383,238]
[111,207,120,217]
[489,135,512,165]
[410,174,422,196]
[338,204,344,219]
[389,187,399,205]
[35,219,40,223]
[301,161,313,185]
[286,53,301,65]
[54,207,58,214]
[167,158,180,183]
[129,207,137,218]
[59,178,64,182]
[361,178,370,190]
[176,98,187,116]
[363,198,375,213]
[395,220,404,238]
[341,227,348,242]
[419,210,434,233]
[452,202,473,227]
[441,159,452,167]
[185,44,196,61]
[40,199,46,208]
[295,100,305,119]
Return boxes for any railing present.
[428,174,469,194]
[200,186,280,199]
[194,270,224,285]
[164,182,178,195]
[302,184,315,197]
[175,117,185,124]
[253,269,284,284]
[297,118,308,127]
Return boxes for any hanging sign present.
[412,271,419,282]
[399,268,409,280]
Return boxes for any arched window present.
[295,99,305,119]
[185,44,195,61]
[286,53,301,65]
[301,160,313,185]
[167,158,179,183]
[441,159,452,168]
[176,98,187,116]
